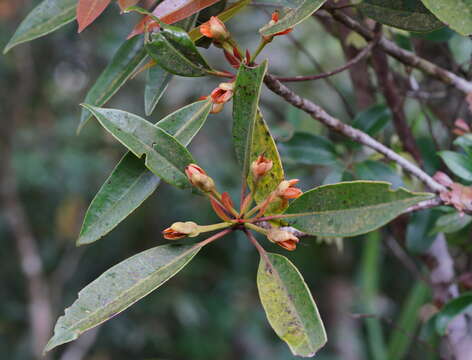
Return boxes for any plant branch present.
[263,73,446,193]
[371,48,423,165]
[276,35,378,82]
[326,9,472,94]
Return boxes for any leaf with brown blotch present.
[77,0,111,33]
[128,0,221,38]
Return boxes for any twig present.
[371,47,423,165]
[276,36,378,82]
[327,10,472,94]
[284,33,355,118]
[263,73,447,193]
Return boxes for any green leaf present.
[146,25,211,77]
[438,151,472,181]
[354,160,403,188]
[284,181,433,237]
[79,36,147,132]
[232,61,268,178]
[358,0,443,33]
[247,111,285,214]
[257,252,327,357]
[406,209,440,254]
[435,292,472,335]
[420,0,472,36]
[144,64,173,116]
[82,105,194,188]
[454,134,472,157]
[44,244,200,352]
[352,104,391,136]
[387,281,430,359]
[77,100,212,246]
[259,0,326,37]
[278,132,338,166]
[431,211,472,234]
[360,232,387,360]
[4,0,76,54]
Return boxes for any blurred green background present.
[2,1,471,359]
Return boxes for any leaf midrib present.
[287,195,429,217]
[261,254,313,351]
[53,245,199,342]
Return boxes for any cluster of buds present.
[251,155,273,181]
[267,228,300,251]
[262,11,293,42]
[185,164,216,193]
[163,221,200,240]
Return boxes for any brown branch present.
[284,32,355,117]
[423,234,472,360]
[371,48,423,165]
[276,36,378,82]
[263,73,446,193]
[327,10,472,94]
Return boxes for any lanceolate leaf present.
[189,0,250,42]
[232,61,268,178]
[247,111,285,214]
[79,36,147,132]
[145,64,173,116]
[435,292,472,335]
[4,0,77,54]
[359,0,443,33]
[129,0,221,38]
[146,25,212,77]
[77,0,111,33]
[44,244,200,352]
[257,252,327,357]
[438,151,472,181]
[144,15,197,116]
[77,100,212,246]
[259,0,326,37]
[284,181,433,237]
[420,0,472,36]
[82,105,194,188]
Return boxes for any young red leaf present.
[77,0,111,33]
[118,0,140,12]
[128,0,221,38]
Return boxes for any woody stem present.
[196,228,233,248]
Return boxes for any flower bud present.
[267,228,299,251]
[185,164,216,193]
[276,179,302,200]
[163,221,199,240]
[200,16,230,42]
[210,82,234,104]
[251,155,273,180]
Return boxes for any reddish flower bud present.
[276,179,302,200]
[210,103,224,114]
[163,221,199,240]
[453,118,471,136]
[224,50,240,69]
[185,164,216,193]
[210,82,234,106]
[200,16,230,42]
[251,155,273,180]
[267,228,299,251]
